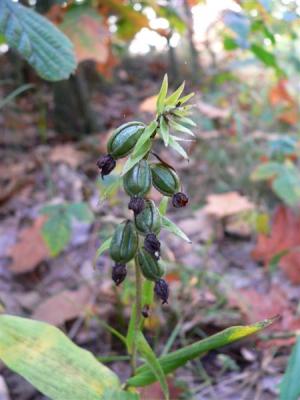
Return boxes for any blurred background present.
[1,0,300,399]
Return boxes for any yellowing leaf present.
[0,315,120,400]
[127,318,276,387]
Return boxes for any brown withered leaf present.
[8,216,50,274]
[229,285,300,333]
[252,206,300,284]
[33,286,92,326]
[49,144,87,168]
[203,192,255,219]
[139,379,183,400]
[197,100,230,120]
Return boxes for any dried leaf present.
[203,192,255,219]
[33,286,92,326]
[252,206,300,284]
[8,216,50,274]
[49,144,87,168]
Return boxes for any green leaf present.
[103,389,139,400]
[68,202,94,223]
[42,213,71,256]
[175,116,196,127]
[251,162,282,181]
[0,315,120,399]
[159,116,170,146]
[168,136,189,159]
[96,237,112,259]
[165,81,185,106]
[136,332,169,400]
[100,176,122,201]
[127,317,277,387]
[161,216,192,244]
[122,121,157,176]
[0,0,76,81]
[280,335,300,400]
[159,197,169,216]
[250,43,278,69]
[272,169,300,207]
[223,35,238,50]
[178,92,194,105]
[156,74,168,114]
[170,120,194,136]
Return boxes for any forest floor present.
[0,69,296,400]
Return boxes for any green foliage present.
[122,121,158,175]
[127,318,276,387]
[41,202,94,256]
[161,216,191,243]
[251,162,300,207]
[0,315,120,399]
[0,0,76,81]
[280,336,300,400]
[136,332,169,400]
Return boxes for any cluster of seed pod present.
[97,120,189,306]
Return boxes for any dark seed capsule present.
[96,154,116,178]
[142,304,150,318]
[112,263,127,286]
[128,196,145,215]
[154,279,169,304]
[144,233,161,260]
[172,192,189,208]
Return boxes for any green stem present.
[131,256,143,374]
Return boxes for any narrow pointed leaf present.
[96,237,112,258]
[127,317,277,387]
[122,121,157,176]
[0,0,76,81]
[0,315,120,400]
[175,116,196,127]
[170,121,195,136]
[178,92,194,105]
[159,116,170,146]
[169,136,189,159]
[161,216,192,243]
[136,332,169,400]
[156,74,168,114]
[280,335,300,400]
[159,197,169,216]
[165,81,185,106]
[132,121,158,159]
[122,139,152,176]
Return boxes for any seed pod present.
[151,163,180,197]
[154,279,169,304]
[172,192,189,208]
[110,220,138,263]
[107,121,145,159]
[135,199,161,235]
[128,196,145,215]
[112,263,127,286]
[138,248,164,281]
[123,159,152,197]
[144,233,161,260]
[96,154,116,178]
